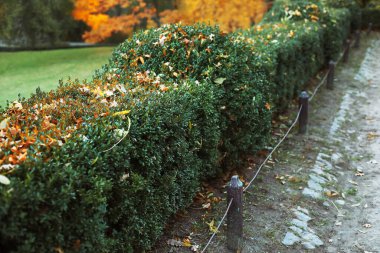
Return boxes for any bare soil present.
[150,32,380,253]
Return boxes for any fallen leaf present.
[206,220,218,234]
[325,190,339,198]
[202,203,211,209]
[355,172,365,177]
[0,118,10,130]
[0,175,10,185]
[214,77,226,85]
[54,247,64,253]
[288,176,302,183]
[363,223,372,228]
[112,110,131,117]
[367,132,380,140]
[182,238,192,247]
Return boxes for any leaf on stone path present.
[214,77,226,85]
[275,174,286,184]
[363,223,372,228]
[325,190,339,198]
[288,176,302,183]
[206,220,219,234]
[182,238,192,247]
[367,160,378,164]
[351,203,361,207]
[348,180,358,186]
[0,175,10,185]
[355,171,365,177]
[367,132,380,140]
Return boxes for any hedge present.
[0,0,363,252]
[362,0,380,28]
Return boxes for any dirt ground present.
[150,32,380,253]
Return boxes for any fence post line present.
[227,175,243,251]
[343,39,350,63]
[327,61,336,90]
[354,30,361,49]
[367,23,373,35]
[298,91,309,134]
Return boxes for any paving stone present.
[289,225,304,235]
[312,167,326,176]
[291,219,308,230]
[282,232,301,246]
[296,206,309,215]
[301,232,324,246]
[310,174,327,184]
[302,241,316,249]
[308,179,323,192]
[331,153,344,165]
[294,210,312,222]
[302,187,322,199]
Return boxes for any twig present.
[101,116,131,153]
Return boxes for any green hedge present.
[362,0,380,28]
[0,0,364,252]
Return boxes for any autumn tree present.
[72,0,157,43]
[159,0,268,32]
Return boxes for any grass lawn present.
[0,46,114,107]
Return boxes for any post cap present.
[299,91,309,99]
[230,175,243,188]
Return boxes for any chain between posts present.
[201,198,234,253]
[200,32,361,252]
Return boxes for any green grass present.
[0,46,114,107]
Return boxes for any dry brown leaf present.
[288,176,302,183]
[325,190,339,198]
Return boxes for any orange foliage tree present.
[160,0,268,32]
[72,0,156,43]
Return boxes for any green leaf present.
[214,78,226,85]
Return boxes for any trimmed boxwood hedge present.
[362,0,380,28]
[0,0,365,252]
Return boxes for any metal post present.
[299,91,309,134]
[327,61,336,90]
[343,39,350,63]
[354,30,361,49]
[227,175,243,251]
[367,23,373,35]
